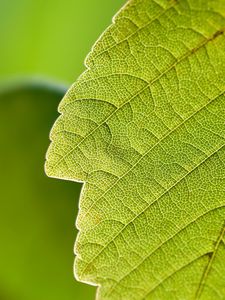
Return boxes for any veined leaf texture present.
[46,0,225,299]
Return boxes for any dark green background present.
[0,1,124,299]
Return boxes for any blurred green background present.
[0,1,124,299]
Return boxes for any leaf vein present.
[79,141,225,279]
[51,26,225,171]
[106,206,225,298]
[195,223,225,299]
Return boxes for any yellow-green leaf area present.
[46,0,225,299]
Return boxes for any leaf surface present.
[46,0,225,299]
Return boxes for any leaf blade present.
[46,0,225,299]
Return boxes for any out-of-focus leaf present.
[0,81,95,300]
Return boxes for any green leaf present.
[0,81,95,300]
[46,0,225,299]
